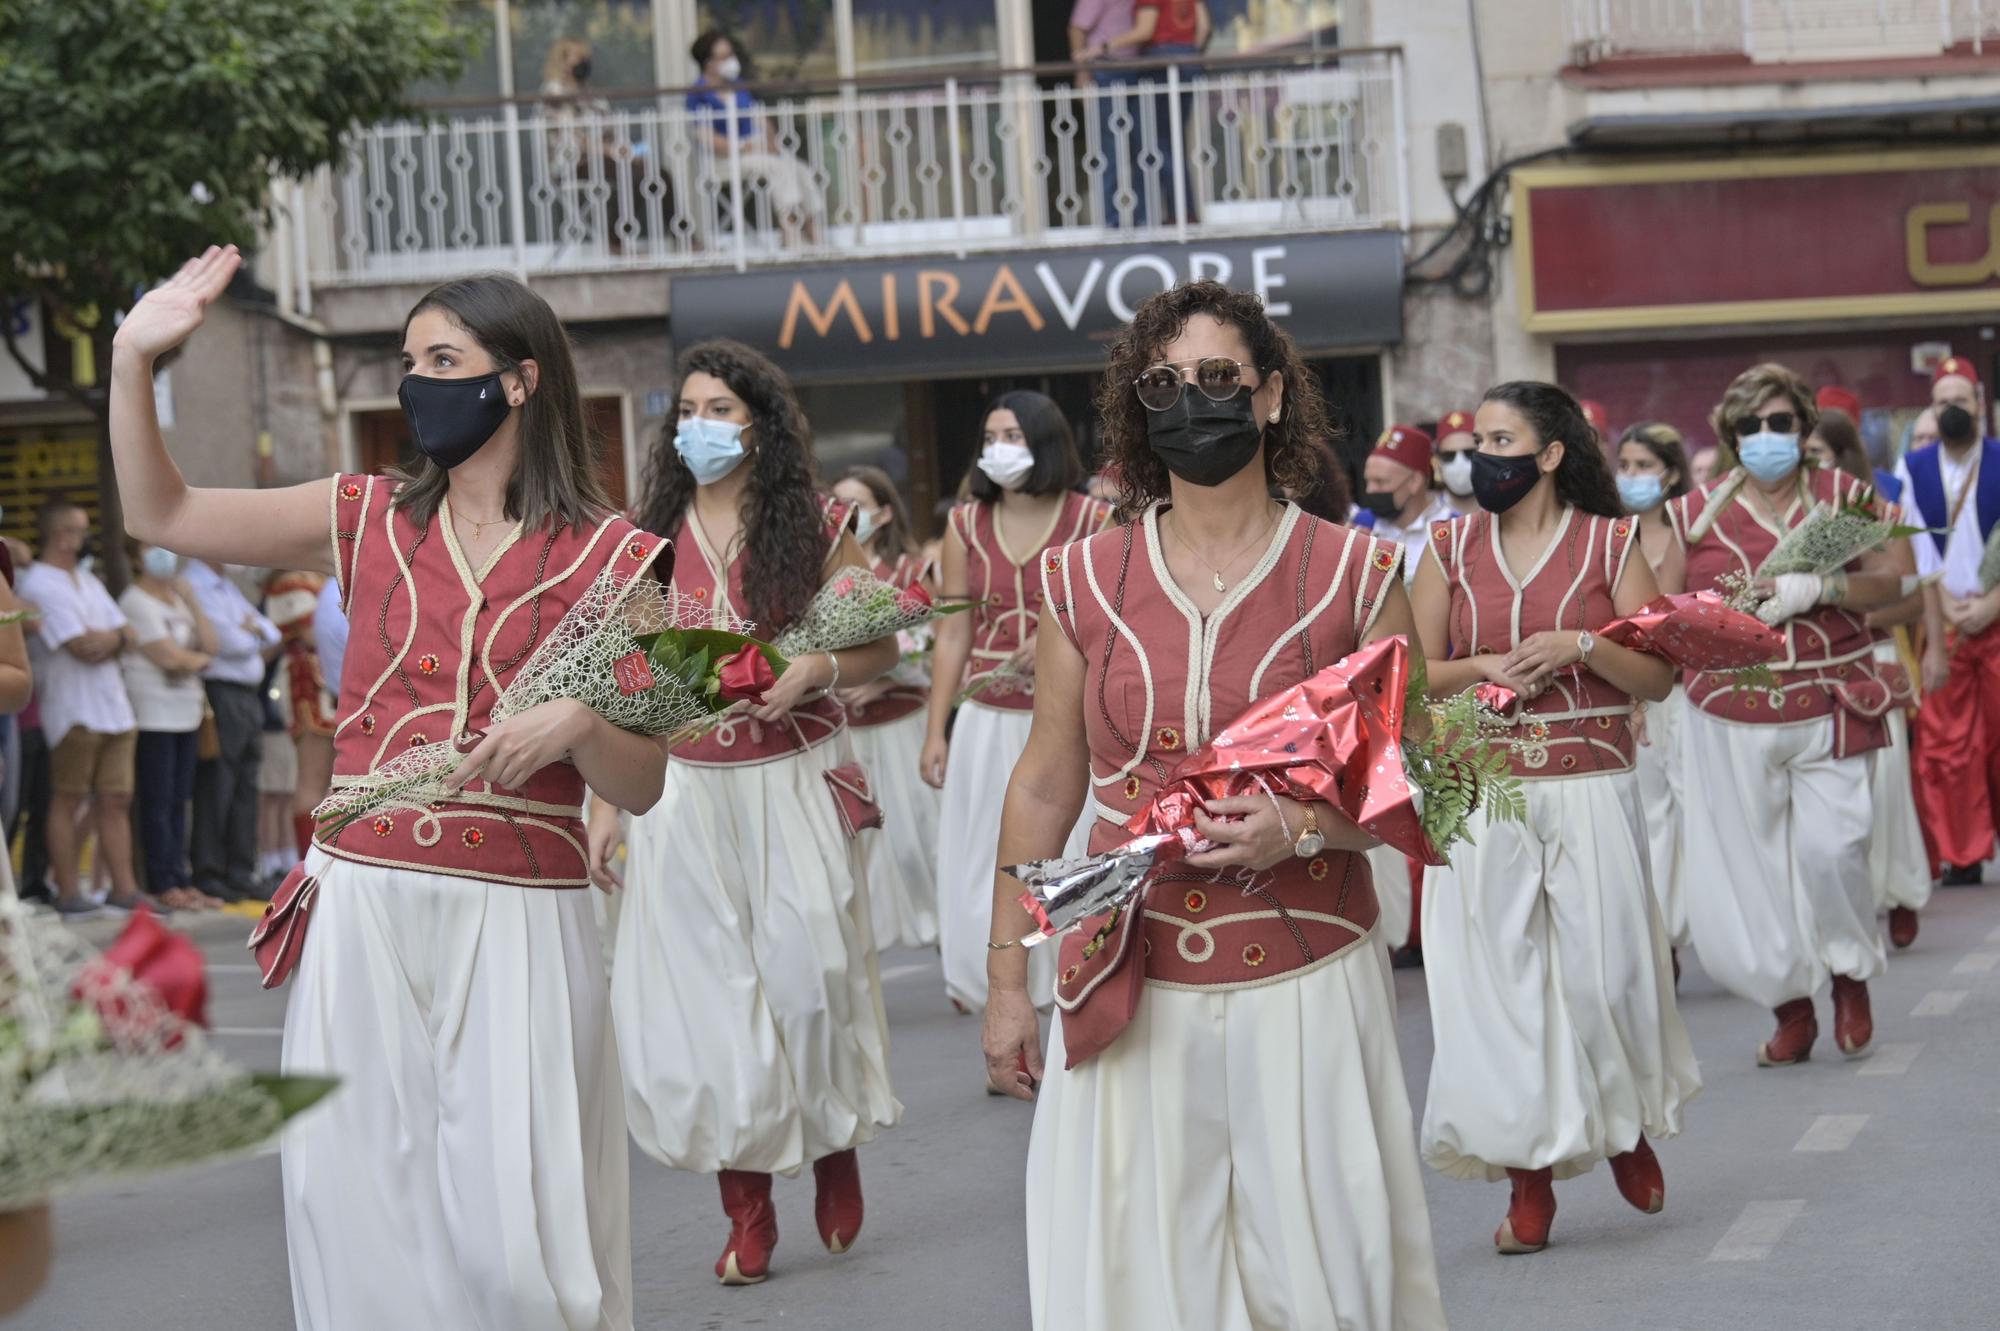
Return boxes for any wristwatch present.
[1293,805,1326,858]
[1576,628,1597,663]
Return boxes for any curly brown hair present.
[1096,281,1333,524]
[634,339,826,631]
[1710,362,1818,464]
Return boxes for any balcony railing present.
[282,49,1407,293]
[1569,0,1998,64]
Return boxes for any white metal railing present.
[288,51,1406,287]
[1569,0,1998,63]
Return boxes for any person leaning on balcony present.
[1079,0,1208,226]
[541,37,652,252]
[687,30,820,246]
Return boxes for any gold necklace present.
[1168,508,1276,593]
[457,509,509,540]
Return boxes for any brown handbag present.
[822,762,885,840]
[196,704,221,761]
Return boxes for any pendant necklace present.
[1169,509,1275,593]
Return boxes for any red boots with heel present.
[715,1170,778,1285]
[1495,1167,1556,1255]
[715,1151,865,1286]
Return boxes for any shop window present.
[698,1,841,82]
[0,427,102,549]
[351,395,631,508]
[515,0,659,96]
[854,0,1000,74]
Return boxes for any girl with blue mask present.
[613,339,904,1285]
[1615,420,1695,963]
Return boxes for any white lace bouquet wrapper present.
[314,571,743,834]
[773,565,978,657]
[0,900,336,1206]
[1753,498,1920,580]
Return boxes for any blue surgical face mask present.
[1736,431,1801,484]
[1616,473,1664,513]
[675,416,748,486]
[141,547,179,579]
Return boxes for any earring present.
[1268,409,1280,424]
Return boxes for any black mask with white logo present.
[1145,389,1264,488]
[1469,450,1544,515]
[399,372,513,470]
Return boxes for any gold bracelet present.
[986,939,1020,951]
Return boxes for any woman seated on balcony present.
[687,30,821,247]
[541,37,654,253]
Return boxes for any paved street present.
[17,883,2000,1331]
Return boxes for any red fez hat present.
[1436,409,1475,439]
[1816,385,1862,419]
[1371,425,1434,474]
[1579,399,1610,438]
[1934,356,1981,388]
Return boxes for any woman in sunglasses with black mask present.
[1668,362,1909,1069]
[1410,382,1696,1257]
[985,281,1446,1331]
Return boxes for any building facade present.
[4,0,1995,545]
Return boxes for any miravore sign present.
[669,231,1404,381]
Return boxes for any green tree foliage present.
[0,0,464,339]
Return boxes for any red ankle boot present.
[1607,1135,1665,1215]
[1495,1167,1556,1255]
[1832,975,1873,1057]
[813,1149,864,1254]
[1757,998,1818,1067]
[715,1170,778,1285]
[1888,907,1918,950]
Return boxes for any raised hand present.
[111,245,242,363]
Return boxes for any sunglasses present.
[1731,411,1799,437]
[1134,358,1260,413]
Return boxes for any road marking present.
[1952,953,1999,976]
[1794,1114,1869,1153]
[877,962,935,983]
[1709,1200,1806,1262]
[1858,1042,1922,1077]
[1913,991,1968,1017]
[209,1027,284,1038]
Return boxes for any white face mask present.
[978,441,1036,491]
[1440,452,1475,497]
[717,55,742,81]
[852,506,881,543]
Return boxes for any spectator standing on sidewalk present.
[119,539,223,910]
[16,499,143,918]
[185,559,279,903]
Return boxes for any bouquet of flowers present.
[1,903,336,1206]
[1716,489,1924,610]
[316,566,978,833]
[1003,636,1525,946]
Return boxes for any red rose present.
[716,644,778,704]
[75,907,209,1047]
[895,582,934,613]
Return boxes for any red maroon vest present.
[666,496,854,767]
[324,473,669,887]
[1669,466,1897,755]
[1429,508,1638,778]
[847,552,930,729]
[951,492,1113,711]
[1042,503,1393,1035]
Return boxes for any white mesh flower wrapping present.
[0,897,334,1207]
[772,565,956,657]
[1754,501,1899,579]
[315,570,743,829]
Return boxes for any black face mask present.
[572,58,593,83]
[399,371,513,470]
[1939,403,1977,444]
[1361,489,1403,520]
[1469,449,1544,515]
[1145,389,1264,488]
